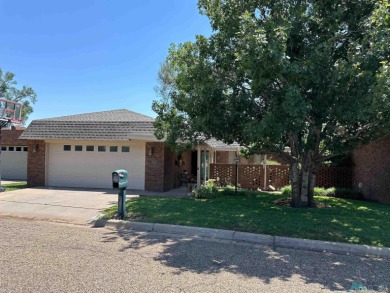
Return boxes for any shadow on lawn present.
[100,230,390,292]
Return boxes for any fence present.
[209,164,352,190]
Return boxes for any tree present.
[153,0,390,207]
[0,68,37,123]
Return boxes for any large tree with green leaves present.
[0,68,37,123]
[153,0,390,207]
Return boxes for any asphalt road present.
[0,219,389,293]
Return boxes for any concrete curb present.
[92,219,390,259]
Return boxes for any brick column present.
[27,140,46,187]
[145,142,165,192]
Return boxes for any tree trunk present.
[307,166,317,207]
[290,151,317,208]
[290,161,300,207]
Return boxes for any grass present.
[3,182,28,191]
[102,189,390,247]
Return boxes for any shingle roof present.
[20,109,156,141]
[41,109,154,122]
[205,138,240,150]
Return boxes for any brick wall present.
[352,135,390,204]
[27,140,46,187]
[2,128,28,146]
[145,142,165,192]
[164,147,177,191]
[210,163,352,190]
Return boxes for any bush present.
[281,185,293,196]
[325,187,364,200]
[281,186,327,196]
[219,184,249,196]
[192,180,218,199]
[281,185,363,200]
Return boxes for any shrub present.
[219,184,249,196]
[325,187,364,200]
[314,187,327,197]
[281,185,364,200]
[192,180,218,199]
[281,185,292,196]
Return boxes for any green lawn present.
[3,182,28,191]
[103,190,390,247]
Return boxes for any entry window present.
[75,145,83,152]
[16,147,22,152]
[110,146,118,152]
[63,145,71,151]
[98,146,106,152]
[86,145,94,152]
[1,146,6,151]
[23,147,28,152]
[122,146,130,152]
[8,147,14,151]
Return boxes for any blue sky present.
[0,0,211,124]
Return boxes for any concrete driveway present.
[0,187,121,224]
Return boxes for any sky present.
[0,0,211,124]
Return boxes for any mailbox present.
[112,169,128,189]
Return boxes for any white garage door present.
[47,141,145,189]
[1,146,28,180]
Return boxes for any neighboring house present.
[352,135,390,204]
[1,127,28,180]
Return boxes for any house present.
[1,126,28,180]
[18,108,297,192]
[352,135,390,204]
[19,109,245,191]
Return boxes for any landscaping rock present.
[268,185,276,191]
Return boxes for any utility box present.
[112,169,128,190]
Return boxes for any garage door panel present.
[47,142,145,189]
[2,149,27,180]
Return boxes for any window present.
[1,146,6,151]
[16,147,22,152]
[75,145,83,151]
[23,147,28,152]
[121,146,130,152]
[8,147,14,151]
[64,145,71,151]
[98,146,106,152]
[86,145,94,152]
[110,146,118,152]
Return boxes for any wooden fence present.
[209,164,352,190]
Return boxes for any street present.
[0,218,389,293]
